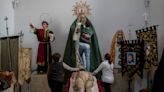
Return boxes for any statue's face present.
[42,23,48,29]
[117,30,124,42]
[78,15,86,24]
[128,55,133,62]
[117,31,123,37]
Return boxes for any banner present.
[120,40,145,78]
[136,25,158,69]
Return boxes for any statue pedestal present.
[30,72,50,92]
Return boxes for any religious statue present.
[110,29,126,68]
[29,21,54,73]
[71,71,94,92]
[63,1,102,73]
[65,70,102,92]
[0,71,16,91]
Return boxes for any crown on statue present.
[72,1,92,17]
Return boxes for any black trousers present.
[48,79,63,92]
[102,82,111,92]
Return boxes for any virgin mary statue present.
[63,1,102,81]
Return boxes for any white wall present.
[14,0,164,87]
[0,0,14,37]
[14,0,147,70]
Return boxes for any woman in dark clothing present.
[47,53,79,92]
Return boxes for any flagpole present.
[128,79,132,92]
[128,24,133,92]
[144,0,151,90]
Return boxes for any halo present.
[72,1,92,17]
[40,13,52,24]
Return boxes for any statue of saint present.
[29,21,54,73]
[110,29,126,68]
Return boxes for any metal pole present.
[144,0,151,90]
[128,24,132,40]
[144,0,150,27]
[4,16,12,70]
[128,79,132,92]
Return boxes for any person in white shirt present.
[92,53,114,92]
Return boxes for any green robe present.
[63,18,102,81]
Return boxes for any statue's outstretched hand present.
[29,23,34,29]
[49,33,55,42]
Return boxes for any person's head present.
[85,19,91,27]
[42,21,49,29]
[4,71,10,76]
[52,53,61,62]
[128,53,134,62]
[105,53,112,64]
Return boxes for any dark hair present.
[42,21,49,25]
[105,53,112,64]
[85,19,91,27]
[52,53,61,62]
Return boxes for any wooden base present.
[30,72,50,92]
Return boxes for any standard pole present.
[5,16,12,70]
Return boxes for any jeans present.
[79,42,90,71]
[74,41,83,67]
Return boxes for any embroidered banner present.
[18,48,31,85]
[120,40,145,78]
[136,25,158,69]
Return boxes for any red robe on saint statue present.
[34,29,54,73]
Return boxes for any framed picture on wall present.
[126,52,136,65]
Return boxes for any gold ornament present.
[72,1,92,17]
